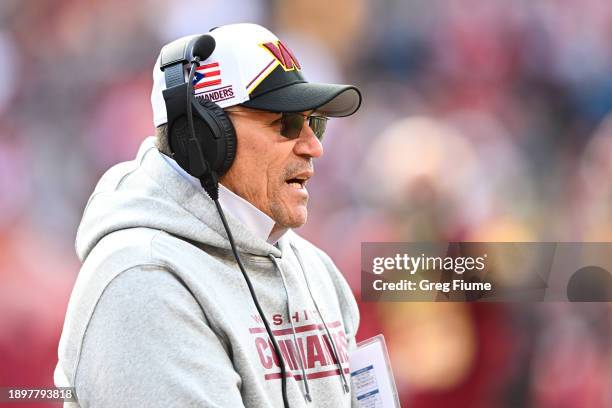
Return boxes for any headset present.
[159,34,236,200]
[158,34,291,408]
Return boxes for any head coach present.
[55,23,362,407]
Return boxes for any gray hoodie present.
[54,137,360,407]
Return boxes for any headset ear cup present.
[196,99,236,176]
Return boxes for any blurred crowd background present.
[1,0,612,407]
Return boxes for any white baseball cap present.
[151,23,362,127]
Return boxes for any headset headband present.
[160,35,214,88]
[160,37,191,89]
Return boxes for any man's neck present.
[161,154,288,244]
[217,183,288,245]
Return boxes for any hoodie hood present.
[76,137,281,262]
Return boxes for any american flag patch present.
[193,62,221,91]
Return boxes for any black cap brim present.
[241,82,362,117]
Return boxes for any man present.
[55,23,362,407]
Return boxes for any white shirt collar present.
[161,154,287,245]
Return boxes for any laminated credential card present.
[349,334,400,407]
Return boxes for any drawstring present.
[269,255,313,403]
[289,243,351,395]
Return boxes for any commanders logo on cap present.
[260,41,301,72]
[246,40,304,96]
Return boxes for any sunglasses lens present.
[280,113,329,141]
[309,116,328,141]
[280,113,304,139]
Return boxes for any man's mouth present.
[285,171,313,190]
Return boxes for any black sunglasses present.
[279,112,329,141]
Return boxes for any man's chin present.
[285,210,308,229]
[271,204,308,229]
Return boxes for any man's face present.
[220,107,324,230]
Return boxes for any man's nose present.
[293,122,324,159]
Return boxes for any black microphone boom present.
[192,35,216,61]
